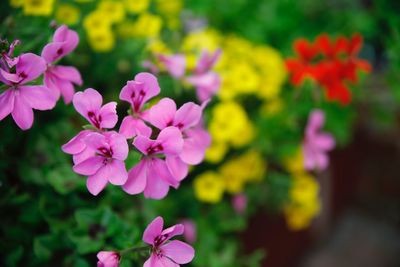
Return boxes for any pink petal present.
[161,240,195,264]
[119,116,152,139]
[11,94,34,130]
[148,98,177,129]
[152,158,179,188]
[157,126,183,155]
[195,48,222,74]
[86,170,109,196]
[306,109,325,135]
[314,133,335,150]
[108,132,129,161]
[143,216,164,244]
[51,65,82,85]
[42,25,79,63]
[0,89,15,121]
[99,102,118,129]
[19,85,57,110]
[62,130,92,155]
[133,135,155,155]
[73,88,103,121]
[144,162,171,199]
[15,53,47,84]
[143,254,159,267]
[161,224,184,240]
[119,80,145,109]
[57,78,75,104]
[174,102,202,130]
[43,71,62,101]
[122,159,148,195]
[157,54,186,78]
[97,159,128,185]
[97,251,120,267]
[158,256,179,267]
[73,156,104,175]
[166,156,189,181]
[180,128,211,165]
[72,147,96,165]
[84,132,108,152]
[187,72,221,103]
[134,72,161,103]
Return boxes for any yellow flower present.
[155,0,183,15]
[237,150,266,181]
[260,98,284,116]
[98,0,126,23]
[83,11,113,33]
[182,29,221,54]
[87,29,115,52]
[23,0,54,16]
[220,160,247,194]
[209,101,249,142]
[131,13,163,38]
[285,147,305,175]
[10,0,23,8]
[116,20,136,38]
[124,0,149,14]
[194,171,225,203]
[205,141,228,163]
[230,120,255,148]
[146,38,171,54]
[55,4,80,26]
[74,0,93,2]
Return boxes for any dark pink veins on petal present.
[146,144,163,155]
[88,111,101,129]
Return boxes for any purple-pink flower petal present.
[161,240,195,264]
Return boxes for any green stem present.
[119,245,149,255]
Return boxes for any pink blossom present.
[180,219,196,244]
[303,109,335,171]
[73,131,128,195]
[186,49,221,103]
[122,127,183,199]
[143,216,195,267]
[73,88,118,130]
[42,25,82,104]
[62,130,95,164]
[119,72,159,139]
[232,194,247,214]
[147,98,211,180]
[97,251,120,267]
[157,54,186,79]
[0,53,56,130]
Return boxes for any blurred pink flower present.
[119,72,159,139]
[157,54,186,79]
[147,98,211,180]
[42,25,82,104]
[303,109,335,171]
[232,194,247,214]
[180,219,196,244]
[97,251,120,267]
[123,127,183,199]
[143,216,195,267]
[0,53,56,130]
[73,131,128,195]
[73,88,118,130]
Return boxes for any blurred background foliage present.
[0,0,399,266]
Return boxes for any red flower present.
[285,33,371,105]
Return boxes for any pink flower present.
[232,194,247,214]
[73,131,128,195]
[147,98,211,180]
[73,88,118,130]
[186,49,221,103]
[143,216,195,267]
[122,127,183,199]
[97,251,120,267]
[42,25,82,104]
[157,54,186,79]
[62,130,95,164]
[180,220,196,244]
[0,53,56,130]
[119,72,159,139]
[303,109,335,171]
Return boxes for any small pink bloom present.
[73,131,128,195]
[42,25,82,104]
[195,49,222,74]
[303,109,335,171]
[0,53,56,130]
[143,216,195,267]
[142,60,159,74]
[232,194,247,214]
[157,54,186,79]
[180,219,196,244]
[122,127,183,199]
[119,72,159,139]
[97,251,120,267]
[73,88,118,130]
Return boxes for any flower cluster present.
[285,33,372,105]
[63,72,210,199]
[0,25,81,130]
[97,216,195,267]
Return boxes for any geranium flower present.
[143,216,194,267]
[97,251,120,267]
[73,131,128,195]
[119,72,159,139]
[122,127,183,199]
[42,25,82,103]
[0,53,56,130]
[157,54,186,79]
[302,109,335,171]
[147,97,211,180]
